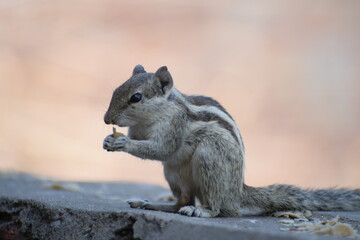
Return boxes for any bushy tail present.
[242,184,360,212]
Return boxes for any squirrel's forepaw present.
[112,136,130,150]
[103,135,129,152]
[178,206,213,218]
[103,135,115,151]
[126,199,149,209]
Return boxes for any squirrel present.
[103,65,360,217]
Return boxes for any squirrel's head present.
[104,65,174,127]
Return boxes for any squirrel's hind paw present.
[178,206,217,218]
[126,199,149,209]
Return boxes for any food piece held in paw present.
[112,127,125,139]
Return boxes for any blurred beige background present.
[0,0,359,188]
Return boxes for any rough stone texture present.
[0,172,359,240]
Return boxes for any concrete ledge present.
[0,172,359,240]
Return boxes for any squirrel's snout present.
[104,112,113,125]
[104,118,111,125]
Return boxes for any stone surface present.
[0,172,359,240]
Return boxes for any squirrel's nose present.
[104,112,112,125]
[104,118,111,125]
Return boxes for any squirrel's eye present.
[129,93,142,103]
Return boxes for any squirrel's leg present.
[103,135,176,161]
[128,193,194,213]
[127,200,178,213]
[178,144,222,218]
[178,138,242,218]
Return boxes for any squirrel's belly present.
[162,158,194,197]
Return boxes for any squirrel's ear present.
[132,64,146,76]
[153,66,173,94]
